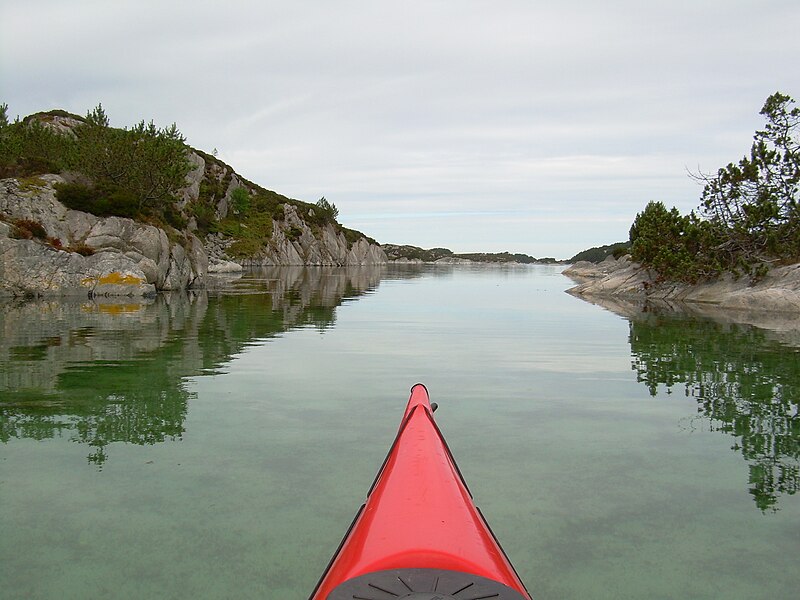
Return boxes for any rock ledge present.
[563,255,800,313]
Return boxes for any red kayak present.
[310,384,532,600]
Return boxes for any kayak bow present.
[310,384,532,600]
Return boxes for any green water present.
[1,265,798,599]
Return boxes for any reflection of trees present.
[2,366,189,467]
[0,298,198,466]
[629,312,800,511]
[0,267,385,466]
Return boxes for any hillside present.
[382,244,558,264]
[0,106,387,297]
[1,103,572,300]
[170,147,385,268]
[568,242,630,263]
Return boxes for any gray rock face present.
[2,149,386,296]
[240,204,387,266]
[177,151,206,211]
[563,256,800,313]
[0,234,155,297]
[0,176,207,297]
[167,151,387,267]
[35,114,84,138]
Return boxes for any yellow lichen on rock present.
[80,272,146,287]
[100,272,146,285]
[101,272,144,285]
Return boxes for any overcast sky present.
[2,1,798,258]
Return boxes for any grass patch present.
[17,176,49,192]
[218,210,275,258]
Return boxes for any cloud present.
[2,0,799,257]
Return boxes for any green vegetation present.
[1,102,191,229]
[71,104,191,214]
[315,196,339,220]
[630,92,800,282]
[1,101,376,258]
[629,202,724,282]
[54,181,139,218]
[230,186,250,214]
[381,244,546,263]
[455,251,542,264]
[382,245,455,262]
[569,242,630,263]
[342,226,375,249]
[0,103,75,177]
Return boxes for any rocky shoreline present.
[0,172,387,298]
[563,255,800,313]
[1,175,206,298]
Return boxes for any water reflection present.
[595,297,800,511]
[0,266,385,466]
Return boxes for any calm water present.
[1,265,798,599]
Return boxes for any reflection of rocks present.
[564,256,800,313]
[0,267,388,465]
[0,294,221,388]
[579,293,800,348]
[594,294,800,511]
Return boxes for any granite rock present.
[564,256,800,313]
[1,176,207,297]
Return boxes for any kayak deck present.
[310,384,531,600]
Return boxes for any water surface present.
[1,265,798,599]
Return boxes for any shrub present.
[191,202,216,232]
[103,187,139,218]
[286,226,303,241]
[163,204,187,229]
[0,115,72,177]
[55,182,139,218]
[315,196,339,221]
[630,93,800,283]
[612,245,629,259]
[11,218,47,240]
[698,92,799,263]
[629,202,722,282]
[67,242,95,256]
[55,182,100,213]
[70,106,191,212]
[227,237,263,258]
[230,187,250,214]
